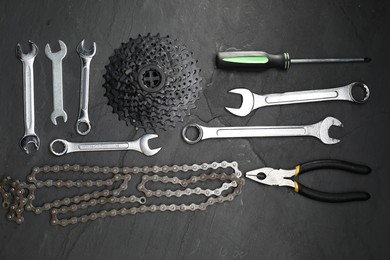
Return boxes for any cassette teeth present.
[103,34,203,132]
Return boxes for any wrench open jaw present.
[139,134,162,156]
[17,41,40,154]
[45,40,68,125]
[50,109,68,125]
[49,134,161,156]
[225,88,257,117]
[16,41,38,61]
[77,40,96,57]
[316,116,343,145]
[45,40,67,60]
[20,135,40,154]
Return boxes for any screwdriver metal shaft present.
[291,57,370,64]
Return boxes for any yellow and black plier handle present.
[245,159,371,202]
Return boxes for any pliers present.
[245,159,371,202]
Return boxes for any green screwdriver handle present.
[217,51,291,70]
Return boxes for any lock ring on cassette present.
[138,64,166,93]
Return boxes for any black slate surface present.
[0,0,389,259]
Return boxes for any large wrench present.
[226,82,370,117]
[76,40,96,135]
[16,41,40,154]
[45,40,67,125]
[49,134,161,156]
[182,117,342,145]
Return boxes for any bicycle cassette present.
[103,34,203,131]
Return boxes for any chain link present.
[0,161,244,226]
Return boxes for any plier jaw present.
[245,167,296,188]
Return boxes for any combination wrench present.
[45,40,67,125]
[182,117,342,145]
[76,40,96,135]
[226,82,370,117]
[49,134,161,156]
[16,41,40,154]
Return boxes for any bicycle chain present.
[0,161,244,226]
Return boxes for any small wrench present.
[45,40,67,125]
[76,40,96,135]
[49,134,161,156]
[226,82,370,117]
[182,117,342,145]
[16,41,40,154]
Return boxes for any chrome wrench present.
[182,117,342,145]
[226,82,370,117]
[45,40,67,125]
[49,134,161,156]
[16,41,40,154]
[76,40,96,135]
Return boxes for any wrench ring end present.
[51,111,68,126]
[50,139,68,156]
[76,120,91,135]
[349,82,370,103]
[182,124,203,144]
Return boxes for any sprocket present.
[103,34,203,131]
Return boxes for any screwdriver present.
[216,51,371,71]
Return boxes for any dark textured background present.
[0,0,389,259]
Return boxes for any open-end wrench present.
[226,82,370,117]
[45,40,67,125]
[182,117,342,145]
[76,40,96,135]
[49,134,161,156]
[16,41,40,154]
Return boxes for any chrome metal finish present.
[182,117,342,145]
[76,40,96,135]
[45,40,68,125]
[246,168,295,188]
[226,82,370,117]
[291,58,367,64]
[16,41,40,154]
[49,134,161,156]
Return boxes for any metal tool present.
[182,117,342,145]
[103,34,203,131]
[246,159,371,202]
[217,51,371,70]
[76,40,96,135]
[45,40,68,125]
[0,161,244,225]
[226,82,370,117]
[49,134,161,156]
[16,41,40,154]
